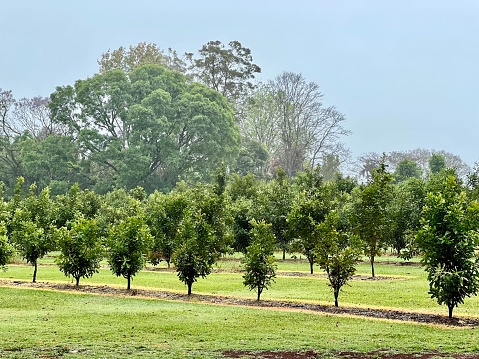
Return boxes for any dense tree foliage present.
[315,212,361,307]
[55,217,103,286]
[106,216,153,290]
[351,161,393,277]
[173,209,216,295]
[49,64,240,192]
[416,174,479,318]
[242,219,277,301]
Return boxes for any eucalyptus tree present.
[49,64,240,192]
[242,73,350,177]
[186,40,261,113]
[98,42,187,74]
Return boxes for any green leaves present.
[416,174,479,318]
[49,64,240,192]
[55,217,103,286]
[242,219,277,301]
[106,216,153,289]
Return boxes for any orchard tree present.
[416,175,479,318]
[173,210,216,295]
[11,182,56,282]
[55,217,103,286]
[256,168,293,259]
[351,161,393,277]
[315,212,361,307]
[144,189,188,268]
[242,219,277,301]
[106,216,153,290]
[288,168,331,273]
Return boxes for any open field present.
[1,254,479,358]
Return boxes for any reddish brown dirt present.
[221,350,479,358]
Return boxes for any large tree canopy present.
[49,65,240,192]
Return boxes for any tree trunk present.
[257,287,262,301]
[167,260,170,269]
[187,282,192,295]
[32,260,37,283]
[334,289,339,307]
[309,259,314,274]
[127,276,131,290]
[448,305,453,319]
[75,277,80,286]
[370,256,375,278]
[282,248,286,260]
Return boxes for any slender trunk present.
[309,259,314,274]
[127,276,131,290]
[282,248,286,260]
[75,277,80,286]
[257,287,262,301]
[370,256,375,278]
[187,282,192,295]
[448,305,453,319]
[32,260,37,283]
[167,260,170,269]
[334,290,339,307]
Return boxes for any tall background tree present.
[186,40,261,116]
[242,73,350,177]
[49,64,240,192]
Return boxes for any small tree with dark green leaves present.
[55,217,103,286]
[242,219,277,301]
[106,216,153,290]
[173,210,216,295]
[351,161,393,277]
[416,175,479,318]
[11,183,56,282]
[315,212,361,307]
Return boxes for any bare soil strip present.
[1,279,478,328]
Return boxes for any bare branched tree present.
[242,72,350,177]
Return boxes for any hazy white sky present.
[2,1,479,166]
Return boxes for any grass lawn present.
[1,254,479,358]
[0,286,478,358]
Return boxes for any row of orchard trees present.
[0,162,479,316]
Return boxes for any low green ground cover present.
[2,254,479,358]
[0,286,478,358]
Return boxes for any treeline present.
[2,159,479,316]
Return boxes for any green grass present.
[0,286,478,358]
[3,254,479,357]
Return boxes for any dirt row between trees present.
[1,279,478,328]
